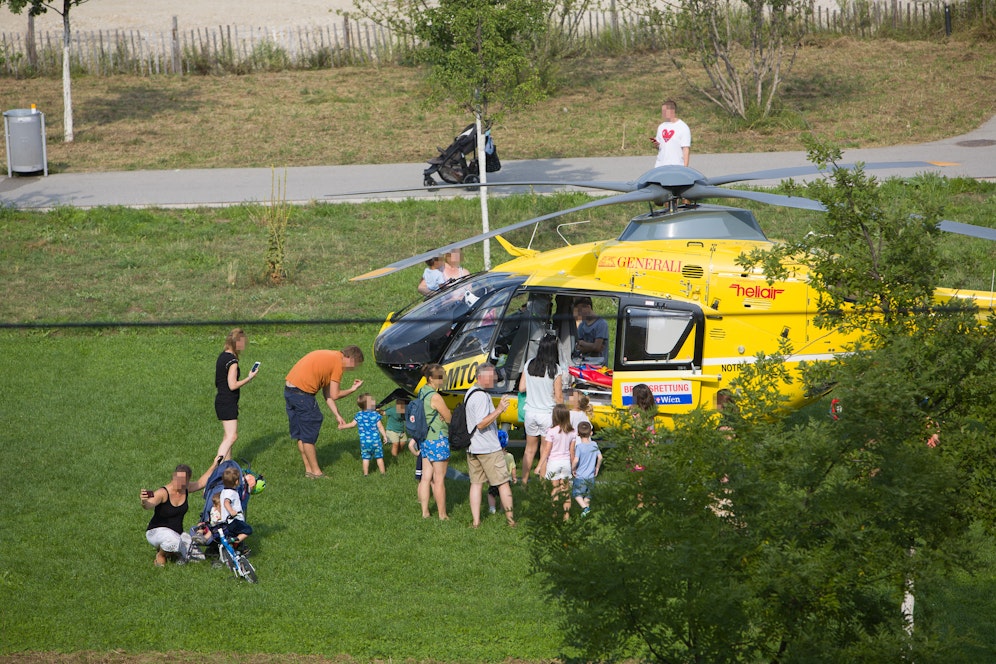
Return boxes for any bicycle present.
[211,523,257,583]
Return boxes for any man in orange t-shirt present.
[285,345,365,478]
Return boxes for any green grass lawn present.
[3,332,996,660]
[0,329,566,660]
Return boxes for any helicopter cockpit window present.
[618,209,767,242]
[375,273,524,368]
[441,287,515,364]
[621,307,696,367]
[394,272,524,325]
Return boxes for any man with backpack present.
[464,364,515,528]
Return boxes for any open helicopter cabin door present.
[610,300,713,418]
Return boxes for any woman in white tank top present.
[518,334,563,485]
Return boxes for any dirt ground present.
[0,0,357,34]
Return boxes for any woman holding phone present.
[215,328,259,460]
[141,458,219,566]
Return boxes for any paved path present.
[2,116,994,210]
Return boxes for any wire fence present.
[0,0,991,77]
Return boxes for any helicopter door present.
[613,305,706,411]
[491,291,553,392]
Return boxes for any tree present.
[631,0,810,120]
[413,0,547,267]
[347,0,548,267]
[524,144,996,661]
[1,0,89,142]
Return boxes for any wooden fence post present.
[171,16,180,74]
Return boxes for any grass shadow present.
[780,71,861,111]
[238,429,283,466]
[79,82,206,125]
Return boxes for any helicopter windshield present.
[373,272,526,371]
[618,207,768,242]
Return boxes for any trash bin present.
[4,108,48,177]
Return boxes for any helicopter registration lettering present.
[621,380,693,406]
[597,255,682,273]
[442,355,486,391]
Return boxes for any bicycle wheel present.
[237,554,257,583]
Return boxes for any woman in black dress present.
[215,328,259,460]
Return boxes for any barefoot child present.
[339,393,388,475]
[571,421,602,516]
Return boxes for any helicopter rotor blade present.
[683,184,827,211]
[326,179,639,200]
[937,220,996,242]
[704,161,951,186]
[328,161,955,201]
[349,187,666,282]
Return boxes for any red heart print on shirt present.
[661,129,675,142]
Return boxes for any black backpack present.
[405,388,437,444]
[449,387,485,451]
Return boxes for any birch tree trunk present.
[62,1,74,143]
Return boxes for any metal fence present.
[0,0,990,77]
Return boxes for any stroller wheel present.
[423,175,437,189]
[463,174,480,184]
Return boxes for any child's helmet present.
[498,429,508,449]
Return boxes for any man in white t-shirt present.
[465,364,515,528]
[652,100,691,168]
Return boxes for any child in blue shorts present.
[571,421,603,516]
[339,393,388,475]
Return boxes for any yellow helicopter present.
[344,163,995,429]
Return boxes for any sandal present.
[305,472,327,479]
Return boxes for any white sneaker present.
[488,506,496,514]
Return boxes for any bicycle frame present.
[211,523,257,583]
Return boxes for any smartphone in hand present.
[251,361,261,372]
[142,489,155,499]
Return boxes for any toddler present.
[488,430,517,514]
[339,393,388,475]
[384,397,409,460]
[420,256,446,295]
[220,466,253,546]
[571,421,603,516]
[567,389,593,430]
[208,493,223,526]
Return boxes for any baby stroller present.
[423,123,501,187]
[188,459,265,563]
